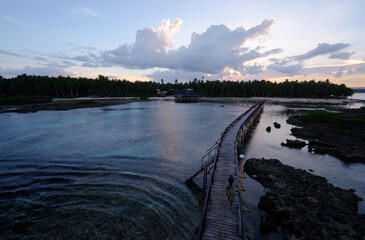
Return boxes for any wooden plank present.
[203,230,237,239]
[204,226,238,236]
[205,221,238,233]
[203,231,237,240]
[205,222,238,232]
[207,216,237,225]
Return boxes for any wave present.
[0,158,200,239]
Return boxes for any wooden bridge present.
[187,101,264,240]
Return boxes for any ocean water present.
[1,101,364,239]
[351,92,365,101]
[0,101,249,239]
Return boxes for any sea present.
[351,92,365,101]
[0,100,364,239]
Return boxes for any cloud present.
[75,18,280,77]
[329,51,355,60]
[73,7,98,17]
[2,16,22,24]
[267,62,303,74]
[33,56,48,62]
[0,66,73,78]
[240,63,264,75]
[295,43,350,60]
[135,18,182,53]
[331,63,365,78]
[334,67,345,78]
[0,49,27,58]
[100,18,183,69]
[268,42,354,75]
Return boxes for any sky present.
[1,0,365,87]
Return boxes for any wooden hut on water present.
[174,89,199,103]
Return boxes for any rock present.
[244,158,365,239]
[258,194,277,211]
[266,126,271,132]
[281,139,307,149]
[307,196,317,203]
[309,169,313,172]
[260,215,278,233]
[287,110,365,163]
[282,220,303,238]
[273,122,281,128]
[276,207,292,222]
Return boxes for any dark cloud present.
[329,51,355,60]
[268,42,354,75]
[240,63,264,75]
[72,53,99,63]
[295,43,350,60]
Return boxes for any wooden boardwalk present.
[194,102,264,240]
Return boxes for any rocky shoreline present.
[244,158,365,240]
[286,108,365,163]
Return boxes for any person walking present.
[226,175,235,209]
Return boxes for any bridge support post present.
[203,168,207,191]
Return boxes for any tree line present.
[0,74,354,98]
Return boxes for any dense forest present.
[0,74,354,99]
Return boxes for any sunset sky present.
[1,0,365,87]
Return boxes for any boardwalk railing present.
[235,146,244,239]
[194,101,264,240]
[185,140,219,187]
[234,101,264,239]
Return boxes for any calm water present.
[351,92,365,101]
[1,101,364,240]
[0,101,249,239]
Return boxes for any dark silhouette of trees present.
[0,74,354,99]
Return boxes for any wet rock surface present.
[273,122,281,129]
[281,139,307,149]
[244,158,365,240]
[287,108,365,163]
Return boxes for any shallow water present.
[1,101,364,239]
[242,104,365,239]
[0,101,250,239]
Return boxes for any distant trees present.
[0,74,354,99]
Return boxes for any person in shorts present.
[226,175,235,209]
